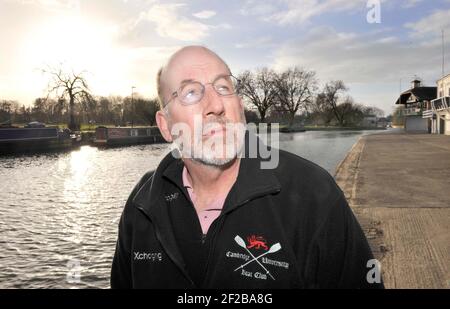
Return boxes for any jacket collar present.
[132,132,282,214]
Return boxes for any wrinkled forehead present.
[162,48,231,92]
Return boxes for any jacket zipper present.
[136,205,196,288]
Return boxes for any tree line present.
[0,96,159,129]
[237,67,385,127]
[1,66,160,130]
[1,66,386,129]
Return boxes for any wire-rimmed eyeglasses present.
[164,74,240,107]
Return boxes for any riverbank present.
[305,126,386,131]
[334,133,450,288]
[278,125,388,133]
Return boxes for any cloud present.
[376,36,398,44]
[402,0,424,8]
[235,36,272,49]
[272,25,449,113]
[192,10,216,19]
[405,9,450,40]
[138,3,212,42]
[118,3,230,45]
[240,0,364,25]
[144,3,210,41]
[273,26,444,83]
[120,3,232,45]
[215,23,232,30]
[120,45,182,97]
[240,1,277,17]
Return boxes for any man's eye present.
[216,84,231,93]
[186,90,196,97]
[183,87,198,98]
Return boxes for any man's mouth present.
[203,124,226,137]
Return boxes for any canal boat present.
[94,126,165,147]
[0,126,73,155]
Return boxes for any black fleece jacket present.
[111,144,383,289]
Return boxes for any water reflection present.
[278,130,385,173]
[0,144,168,288]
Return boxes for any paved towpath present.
[335,133,450,288]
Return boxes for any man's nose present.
[202,84,226,117]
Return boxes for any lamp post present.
[131,86,136,128]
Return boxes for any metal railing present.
[422,109,434,118]
[431,97,450,111]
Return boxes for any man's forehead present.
[162,47,230,84]
[173,64,229,81]
[167,46,225,68]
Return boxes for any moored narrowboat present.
[0,127,73,155]
[94,126,165,147]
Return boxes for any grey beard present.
[171,108,247,167]
[191,141,244,168]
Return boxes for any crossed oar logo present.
[233,235,282,281]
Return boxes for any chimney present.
[411,79,421,88]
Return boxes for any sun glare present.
[19,14,130,97]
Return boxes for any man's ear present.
[156,110,173,142]
[238,97,247,124]
[238,97,244,110]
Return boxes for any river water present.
[0,129,388,288]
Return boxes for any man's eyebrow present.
[179,78,196,85]
[214,73,231,79]
[177,73,231,86]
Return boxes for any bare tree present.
[52,98,67,124]
[237,68,277,123]
[0,101,11,121]
[132,97,159,126]
[43,65,92,130]
[362,106,385,117]
[338,97,365,126]
[273,67,318,127]
[20,105,32,124]
[310,93,335,125]
[321,80,349,127]
[80,95,97,125]
[32,98,51,123]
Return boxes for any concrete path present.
[335,133,450,288]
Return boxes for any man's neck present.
[182,157,241,199]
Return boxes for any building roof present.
[436,73,450,83]
[395,87,437,105]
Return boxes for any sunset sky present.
[1,0,450,115]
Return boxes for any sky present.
[1,0,450,115]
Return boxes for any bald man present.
[110,46,383,289]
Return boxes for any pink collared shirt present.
[182,166,227,235]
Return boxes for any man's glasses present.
[164,74,240,107]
